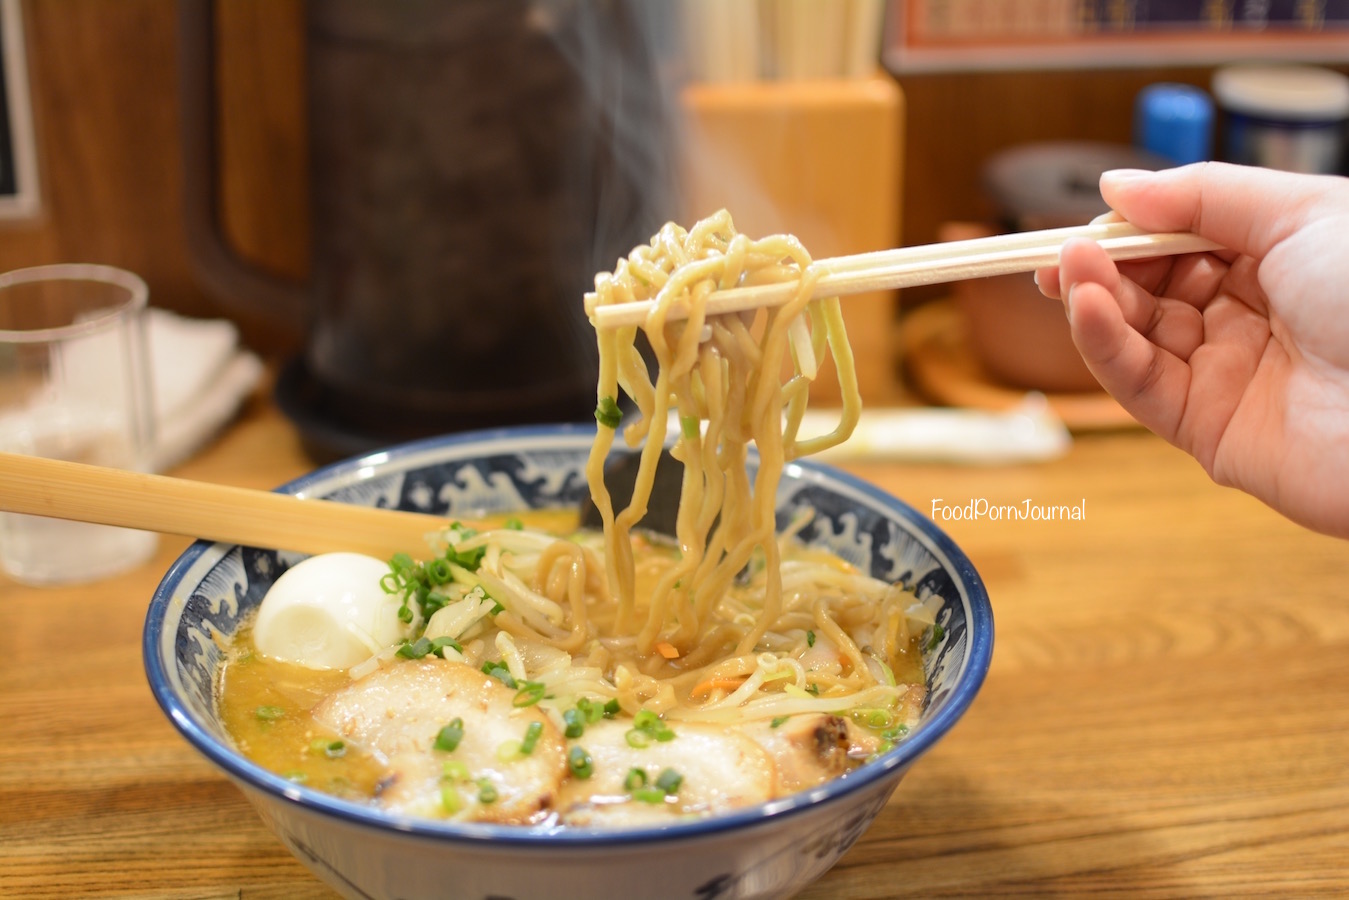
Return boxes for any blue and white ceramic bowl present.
[145,425,993,900]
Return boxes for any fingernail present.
[1100,168,1152,186]
[1065,283,1078,323]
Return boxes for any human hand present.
[1036,162,1349,538]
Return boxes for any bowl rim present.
[144,423,993,847]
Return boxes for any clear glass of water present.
[0,264,158,585]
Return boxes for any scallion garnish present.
[397,635,464,660]
[602,698,621,718]
[632,786,667,804]
[519,721,544,756]
[882,724,909,741]
[309,738,346,759]
[654,768,683,794]
[927,624,946,651]
[563,708,585,739]
[680,415,700,440]
[481,662,517,689]
[477,778,498,804]
[625,708,675,748]
[568,745,594,779]
[632,767,682,803]
[255,705,285,721]
[594,395,623,429]
[440,784,462,813]
[512,681,546,708]
[503,517,524,531]
[806,630,816,647]
[425,558,453,585]
[770,715,790,728]
[434,718,465,752]
[805,682,820,696]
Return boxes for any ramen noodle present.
[220,211,935,826]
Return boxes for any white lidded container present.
[1212,64,1349,174]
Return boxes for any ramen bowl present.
[144,425,993,900]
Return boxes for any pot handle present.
[177,0,306,344]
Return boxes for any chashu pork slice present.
[558,719,777,827]
[313,659,567,824]
[744,713,879,795]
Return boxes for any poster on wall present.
[885,0,1349,71]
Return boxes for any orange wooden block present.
[678,74,905,406]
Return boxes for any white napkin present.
[145,308,264,471]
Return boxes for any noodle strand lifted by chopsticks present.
[586,209,862,661]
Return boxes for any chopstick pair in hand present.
[585,221,1223,329]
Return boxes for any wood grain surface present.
[2,385,1346,899]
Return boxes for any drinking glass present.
[0,264,158,585]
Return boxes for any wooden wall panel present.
[213,0,307,283]
[5,2,1344,351]
[0,2,210,313]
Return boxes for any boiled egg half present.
[253,552,409,669]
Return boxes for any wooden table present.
[3,389,1347,899]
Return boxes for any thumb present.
[1099,162,1349,260]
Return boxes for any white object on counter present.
[664,395,1073,465]
[63,307,264,471]
[794,395,1072,465]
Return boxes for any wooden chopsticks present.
[585,221,1223,329]
[0,451,457,560]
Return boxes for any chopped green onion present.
[568,745,594,779]
[927,624,946,651]
[398,635,464,660]
[482,662,517,689]
[496,740,521,762]
[633,768,682,803]
[852,708,894,729]
[477,778,498,805]
[602,698,621,718]
[770,715,790,728]
[805,683,820,696]
[654,768,683,794]
[562,708,585,739]
[806,630,816,647]
[503,517,524,531]
[513,681,547,708]
[434,718,465,752]
[425,558,453,585]
[882,724,909,742]
[309,738,346,759]
[595,395,623,429]
[625,728,651,749]
[630,708,675,743]
[255,705,285,721]
[520,721,544,756]
[283,770,308,783]
[632,786,667,804]
[431,636,463,655]
[442,760,470,781]
[680,415,700,440]
[440,784,462,813]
